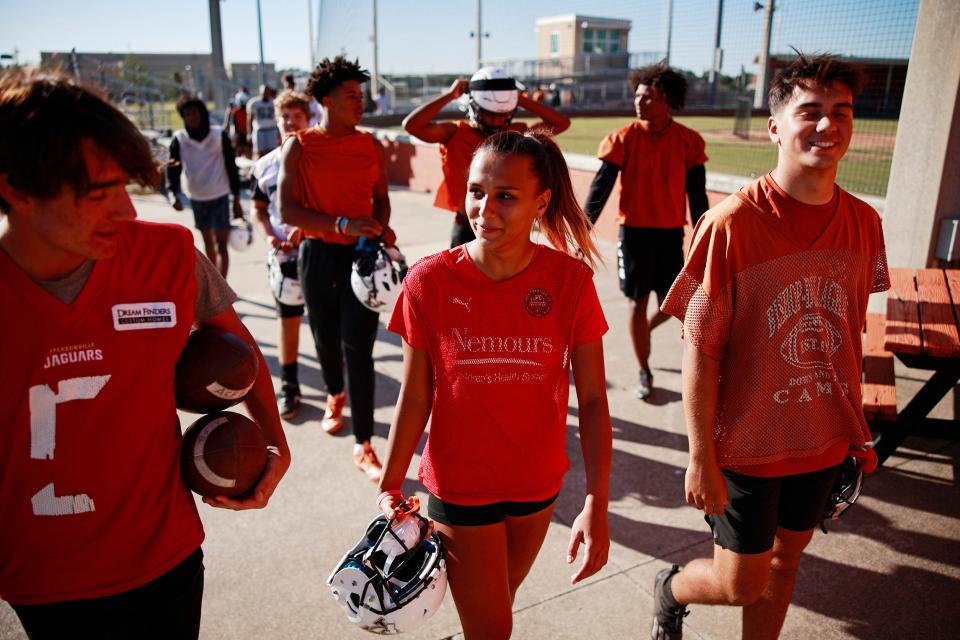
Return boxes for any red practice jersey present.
[388,245,607,505]
[0,221,204,605]
[662,175,890,474]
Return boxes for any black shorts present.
[428,492,558,527]
[706,465,841,555]
[617,226,684,301]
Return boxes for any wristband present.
[376,489,403,510]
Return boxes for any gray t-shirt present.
[37,248,236,322]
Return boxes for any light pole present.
[709,0,724,106]
[469,0,489,69]
[256,0,266,87]
[753,0,775,110]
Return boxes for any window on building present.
[583,28,622,54]
[550,32,559,55]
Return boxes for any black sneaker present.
[651,564,687,640]
[279,384,301,420]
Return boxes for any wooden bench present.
[862,312,898,422]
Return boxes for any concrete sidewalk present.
[2,188,958,639]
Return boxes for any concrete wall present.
[882,0,960,267]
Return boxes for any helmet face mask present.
[328,512,447,634]
[822,448,876,526]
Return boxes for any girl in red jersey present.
[378,130,612,639]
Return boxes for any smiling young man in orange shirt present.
[654,53,888,640]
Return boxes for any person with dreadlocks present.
[584,64,709,401]
[277,56,394,482]
[403,67,570,248]
[168,95,245,278]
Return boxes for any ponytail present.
[476,129,602,269]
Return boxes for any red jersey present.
[661,175,890,474]
[0,221,204,605]
[433,120,528,214]
[597,120,707,228]
[295,128,383,245]
[387,245,607,505]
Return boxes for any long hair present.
[476,129,601,269]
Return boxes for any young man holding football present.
[0,69,290,639]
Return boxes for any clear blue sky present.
[1,0,917,77]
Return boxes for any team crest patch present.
[112,302,177,331]
[524,288,552,318]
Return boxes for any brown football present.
[180,412,268,498]
[175,327,259,413]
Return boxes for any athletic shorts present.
[706,465,841,555]
[190,195,230,231]
[428,492,558,527]
[617,226,684,301]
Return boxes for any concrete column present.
[882,0,960,268]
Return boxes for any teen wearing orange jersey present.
[0,69,290,639]
[585,64,709,401]
[652,54,888,640]
[377,130,612,640]
[403,67,570,248]
[278,56,395,481]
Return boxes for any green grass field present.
[533,115,898,197]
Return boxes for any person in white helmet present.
[403,67,570,247]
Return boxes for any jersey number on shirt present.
[28,375,111,516]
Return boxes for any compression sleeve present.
[584,160,620,225]
[167,137,183,195]
[685,164,709,227]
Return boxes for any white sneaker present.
[635,369,653,400]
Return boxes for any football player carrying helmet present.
[328,499,447,634]
[822,446,878,527]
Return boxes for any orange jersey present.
[661,174,889,472]
[597,120,707,228]
[295,128,383,245]
[433,120,528,213]
[0,222,204,604]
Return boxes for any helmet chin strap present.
[468,101,515,135]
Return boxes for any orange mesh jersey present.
[662,174,889,472]
[597,120,707,228]
[295,128,383,245]
[433,120,528,213]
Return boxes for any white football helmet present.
[351,240,407,313]
[328,511,447,635]
[466,67,518,132]
[267,249,303,306]
[228,220,254,252]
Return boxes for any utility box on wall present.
[935,215,960,263]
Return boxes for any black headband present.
[469,78,516,91]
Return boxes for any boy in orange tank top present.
[654,53,889,640]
